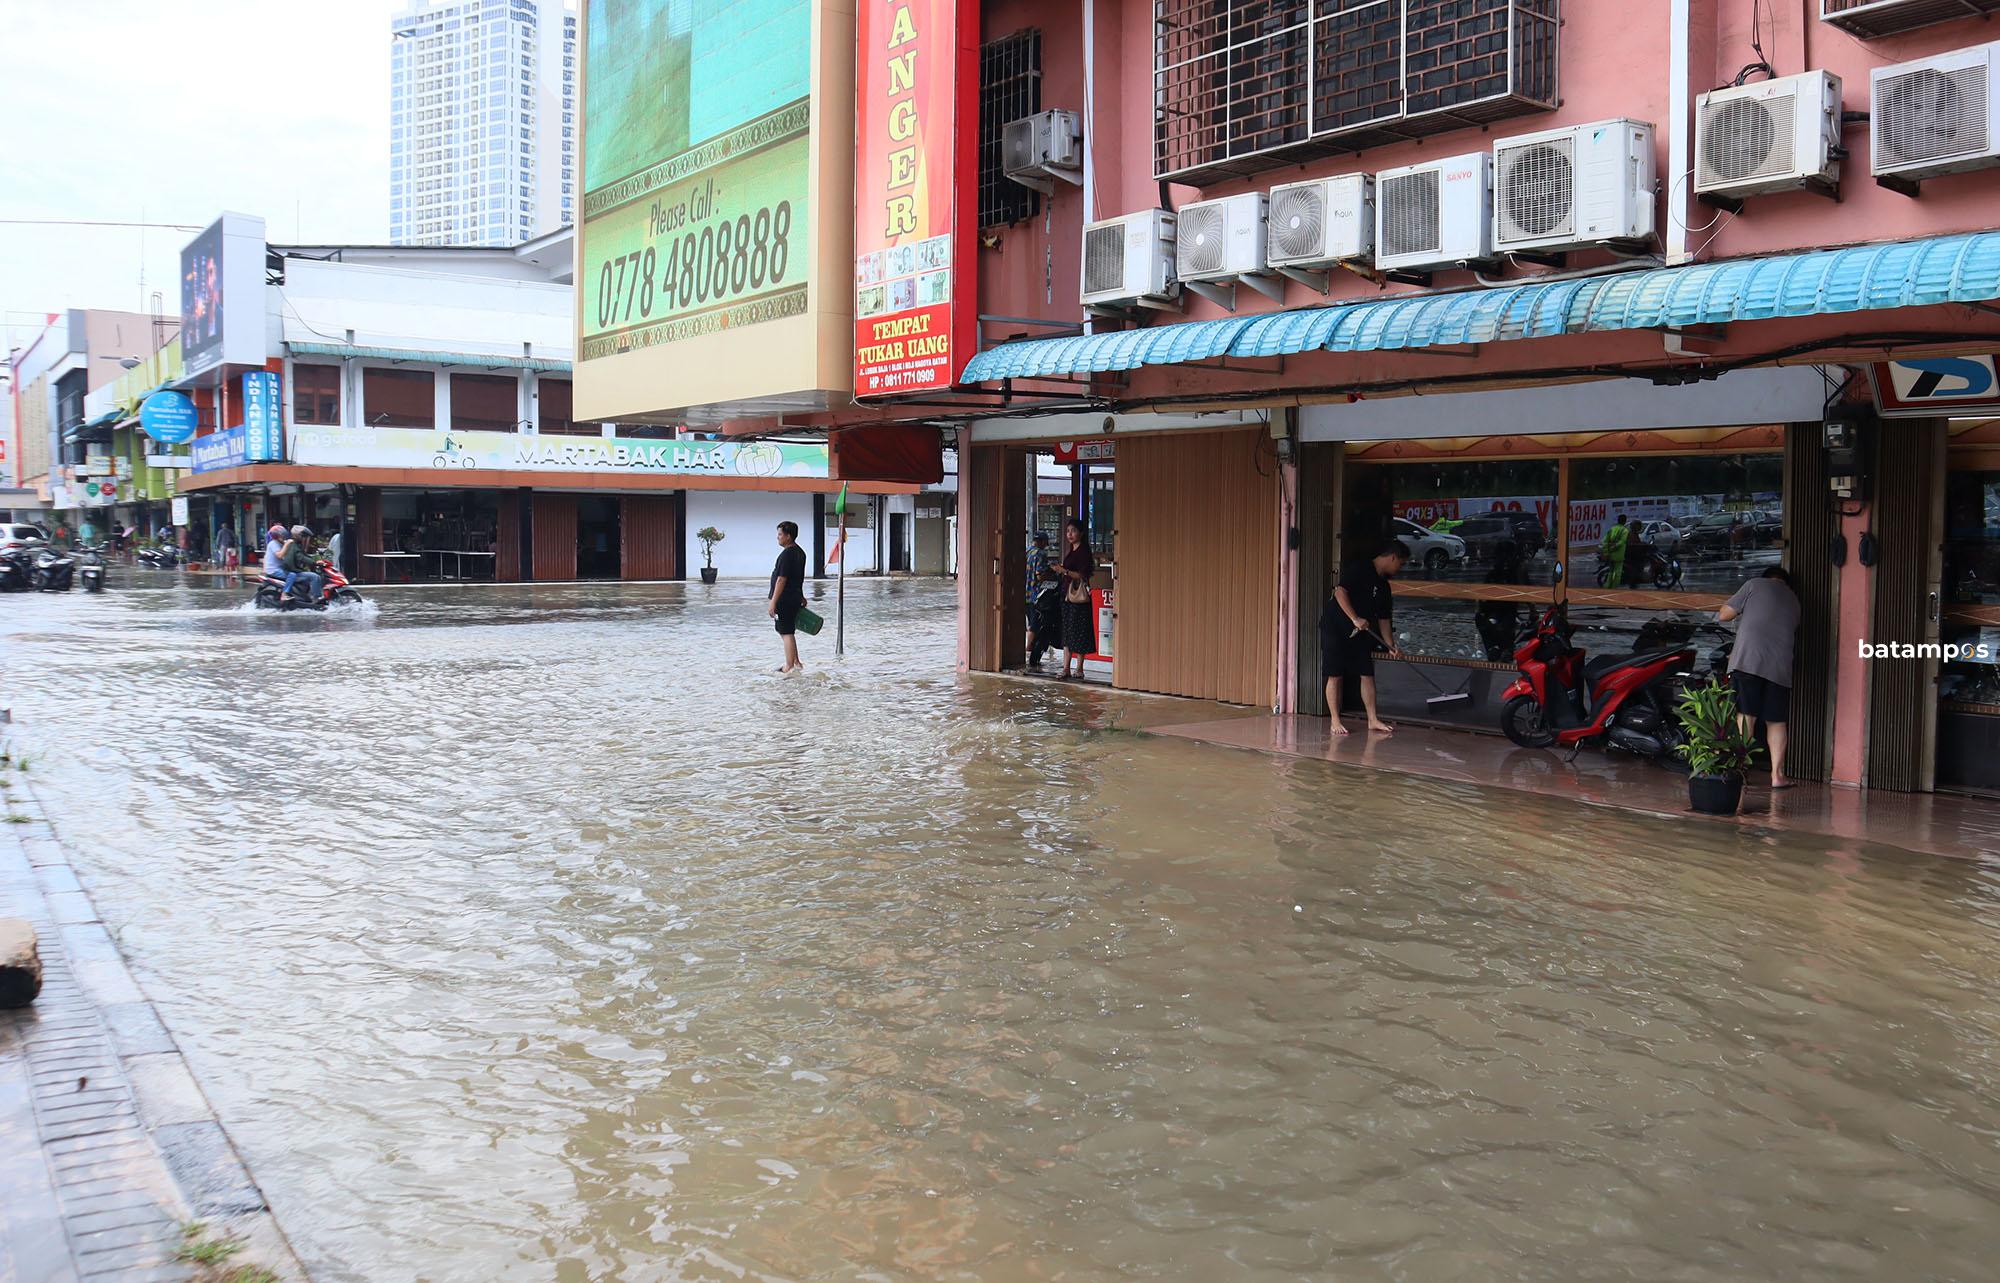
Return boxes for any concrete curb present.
[0,778,311,1282]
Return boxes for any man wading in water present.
[768,520,808,674]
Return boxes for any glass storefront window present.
[292,364,341,425]
[1358,459,1560,588]
[1945,470,2000,607]
[1568,453,1783,596]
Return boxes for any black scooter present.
[0,547,33,592]
[29,547,75,591]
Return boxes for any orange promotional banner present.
[853,0,976,399]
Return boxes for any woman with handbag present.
[1055,517,1098,680]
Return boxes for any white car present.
[1391,518,1468,571]
[1,523,50,552]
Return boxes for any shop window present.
[977,30,1040,228]
[1942,469,2000,708]
[1567,454,1784,597]
[1364,459,1559,588]
[451,372,518,431]
[292,364,342,426]
[361,367,436,428]
[536,378,582,434]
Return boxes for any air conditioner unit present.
[1822,0,2000,40]
[1695,71,1843,202]
[1493,119,1656,254]
[1266,173,1374,269]
[1374,152,1494,275]
[1175,193,1267,281]
[1872,40,2000,190]
[1003,109,1083,194]
[1081,209,1178,310]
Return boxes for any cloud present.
[0,0,398,342]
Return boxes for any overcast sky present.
[0,0,397,352]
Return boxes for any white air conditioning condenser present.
[1003,109,1084,193]
[1695,71,1843,201]
[1872,40,2000,188]
[1175,193,1268,282]
[1266,173,1374,268]
[1374,152,1494,275]
[1493,118,1656,254]
[1081,209,1178,309]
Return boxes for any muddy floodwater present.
[4,576,2000,1282]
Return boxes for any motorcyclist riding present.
[282,525,322,603]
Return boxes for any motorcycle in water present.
[1499,603,1697,765]
[77,543,107,593]
[134,543,182,569]
[1597,543,1684,590]
[29,547,76,592]
[0,546,34,593]
[253,559,363,612]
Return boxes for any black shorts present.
[1323,629,1378,679]
[1732,670,1790,723]
[774,603,802,636]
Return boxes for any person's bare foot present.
[1367,721,1395,734]
[1771,776,1795,791]
[1331,719,1350,736]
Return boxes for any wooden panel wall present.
[531,492,579,582]
[1116,431,1280,707]
[1294,441,1341,715]
[1867,420,1946,791]
[621,494,680,580]
[962,446,1011,672]
[1782,425,1835,783]
[495,491,522,581]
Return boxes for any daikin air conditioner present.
[1266,174,1374,269]
[1081,209,1178,309]
[1822,0,2000,40]
[1175,193,1267,281]
[1003,109,1083,194]
[1493,119,1656,254]
[1872,41,2000,189]
[1695,71,1843,202]
[1374,152,1494,275]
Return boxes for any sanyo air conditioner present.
[1374,152,1494,277]
[1081,209,1179,311]
[1872,40,2000,193]
[1695,71,1843,204]
[1493,119,1657,255]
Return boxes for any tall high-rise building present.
[389,0,576,247]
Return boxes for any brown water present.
[4,575,2000,1282]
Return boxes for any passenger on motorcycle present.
[281,525,323,603]
[262,524,287,578]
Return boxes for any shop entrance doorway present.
[577,496,622,579]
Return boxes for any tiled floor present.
[1143,714,2000,862]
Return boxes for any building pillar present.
[1829,507,1873,787]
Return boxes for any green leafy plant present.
[1674,678,1761,778]
[176,1222,243,1266]
[695,526,725,569]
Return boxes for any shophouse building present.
[572,1,2000,797]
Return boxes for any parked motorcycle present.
[1500,603,1697,765]
[0,546,34,593]
[1597,544,1684,590]
[28,547,76,592]
[134,543,182,568]
[253,559,363,612]
[76,543,108,593]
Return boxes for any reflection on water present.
[4,576,2000,1282]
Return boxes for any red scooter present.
[253,559,364,612]
[1499,603,1694,764]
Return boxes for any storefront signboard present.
[1052,440,1116,465]
[139,391,199,444]
[1872,356,2000,418]
[852,0,976,397]
[170,497,190,526]
[242,371,283,460]
[178,214,267,379]
[290,427,830,478]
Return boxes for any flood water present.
[5,574,2000,1282]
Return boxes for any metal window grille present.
[1155,0,1559,185]
[979,30,1041,228]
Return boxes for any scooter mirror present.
[1553,560,1565,581]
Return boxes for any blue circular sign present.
[139,392,198,445]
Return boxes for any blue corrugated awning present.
[286,341,571,373]
[961,231,2000,383]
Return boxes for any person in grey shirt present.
[1717,566,1801,790]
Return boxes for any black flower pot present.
[700,567,718,584]
[1688,772,1744,816]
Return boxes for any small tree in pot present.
[1673,677,1761,815]
[695,526,724,584]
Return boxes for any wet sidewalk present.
[1142,713,2000,862]
[0,786,307,1283]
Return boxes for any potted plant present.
[695,526,724,583]
[1673,677,1761,816]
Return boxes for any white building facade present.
[389,0,577,247]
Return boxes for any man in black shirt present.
[768,520,808,673]
[1321,539,1409,735]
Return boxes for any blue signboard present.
[242,371,282,460]
[139,391,198,445]
[191,426,250,474]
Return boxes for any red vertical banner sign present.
[853,0,977,398]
